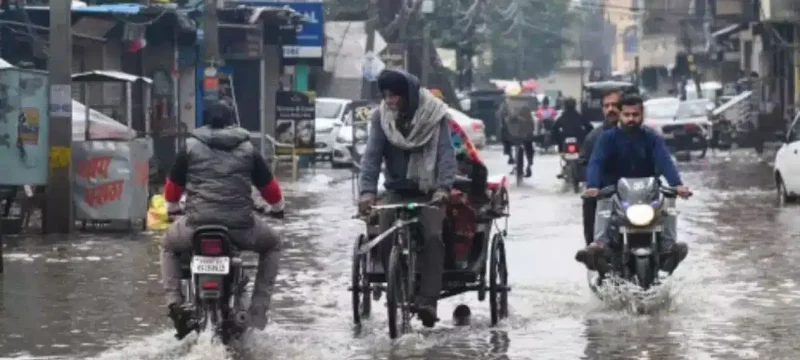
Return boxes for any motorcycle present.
[710,116,734,150]
[173,206,279,344]
[559,137,581,193]
[594,177,690,291]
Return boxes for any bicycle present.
[351,198,510,338]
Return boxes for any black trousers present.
[504,141,534,165]
[582,197,596,246]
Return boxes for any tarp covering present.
[72,100,136,141]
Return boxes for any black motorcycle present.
[594,177,690,290]
[559,137,581,193]
[172,208,281,344]
[710,116,734,150]
[177,226,254,344]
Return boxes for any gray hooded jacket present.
[182,126,258,229]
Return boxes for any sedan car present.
[644,98,712,156]
[331,107,485,167]
[774,112,800,204]
[314,98,351,160]
[447,107,486,148]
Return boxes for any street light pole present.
[420,0,435,87]
[202,0,221,106]
[44,0,73,234]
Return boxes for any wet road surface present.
[1,146,798,359]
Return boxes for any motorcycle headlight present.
[625,204,655,226]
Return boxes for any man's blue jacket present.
[586,127,683,189]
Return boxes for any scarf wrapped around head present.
[377,69,449,192]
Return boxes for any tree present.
[485,0,574,79]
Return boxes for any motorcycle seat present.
[452,175,472,193]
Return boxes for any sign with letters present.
[235,1,324,65]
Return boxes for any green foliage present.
[486,0,574,78]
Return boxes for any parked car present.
[447,107,486,148]
[774,112,800,204]
[330,107,485,168]
[315,98,351,161]
[644,97,712,157]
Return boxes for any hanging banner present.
[0,68,49,185]
[275,91,315,155]
[72,138,152,221]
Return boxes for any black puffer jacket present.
[550,110,593,151]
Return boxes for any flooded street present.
[2,146,799,360]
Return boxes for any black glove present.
[268,210,285,219]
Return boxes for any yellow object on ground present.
[147,194,170,231]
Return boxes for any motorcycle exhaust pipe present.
[234,311,250,326]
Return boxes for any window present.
[315,101,343,120]
[789,114,800,142]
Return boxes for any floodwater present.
[1,146,798,360]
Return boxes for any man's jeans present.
[593,198,679,271]
[161,216,282,310]
[378,192,445,305]
[582,197,597,246]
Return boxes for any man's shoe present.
[416,304,438,328]
[660,242,688,274]
[525,166,533,178]
[507,157,515,165]
[556,173,565,179]
[248,305,268,331]
[168,303,195,340]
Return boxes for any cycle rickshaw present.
[349,175,511,338]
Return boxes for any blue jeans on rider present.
[579,198,687,274]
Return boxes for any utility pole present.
[420,0,435,87]
[44,0,73,234]
[421,23,431,86]
[516,23,523,80]
[360,0,377,99]
[202,0,221,106]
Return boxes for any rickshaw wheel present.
[489,233,509,326]
[351,235,372,325]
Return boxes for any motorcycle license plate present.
[662,133,674,139]
[564,153,579,159]
[191,256,230,274]
[565,137,577,142]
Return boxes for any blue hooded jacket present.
[586,127,683,189]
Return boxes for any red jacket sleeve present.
[164,150,188,202]
[252,152,283,205]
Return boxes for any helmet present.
[563,97,577,109]
[204,101,235,128]
[504,83,522,97]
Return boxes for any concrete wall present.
[536,61,588,105]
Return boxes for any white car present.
[315,98,351,160]
[774,112,800,204]
[644,98,712,152]
[331,106,485,167]
[447,107,486,148]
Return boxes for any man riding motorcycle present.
[575,95,691,276]
[550,97,592,152]
[358,69,457,328]
[161,101,284,339]
[550,97,593,178]
[580,88,621,246]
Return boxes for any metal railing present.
[262,133,299,181]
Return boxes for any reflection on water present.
[2,151,800,359]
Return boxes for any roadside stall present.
[71,70,153,231]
